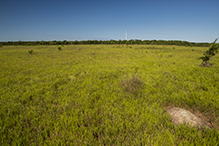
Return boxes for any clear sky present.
[0,0,218,42]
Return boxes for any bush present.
[58,47,62,51]
[199,38,219,66]
[0,44,3,47]
[28,50,33,54]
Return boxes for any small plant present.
[28,50,33,54]
[0,44,3,47]
[199,38,219,66]
[58,47,62,51]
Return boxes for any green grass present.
[0,45,219,145]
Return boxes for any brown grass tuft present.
[121,75,144,97]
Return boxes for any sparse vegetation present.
[28,50,33,54]
[0,45,219,145]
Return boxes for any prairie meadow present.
[0,45,219,145]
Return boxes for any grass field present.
[0,45,219,145]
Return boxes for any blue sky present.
[0,0,218,42]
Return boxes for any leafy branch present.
[199,38,219,66]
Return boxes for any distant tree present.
[0,39,213,46]
[75,40,79,45]
[62,40,67,45]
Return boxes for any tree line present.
[0,39,211,47]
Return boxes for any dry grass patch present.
[121,75,144,97]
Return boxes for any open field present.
[0,45,219,145]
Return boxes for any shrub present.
[28,50,33,54]
[0,44,3,47]
[199,38,219,66]
[58,47,62,51]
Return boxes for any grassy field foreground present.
[0,45,219,145]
